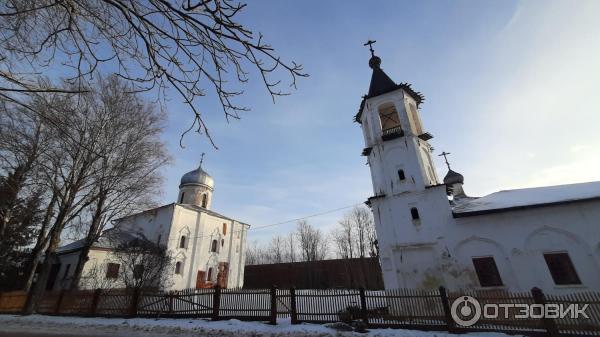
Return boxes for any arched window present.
[211,240,218,253]
[175,262,182,275]
[411,207,420,220]
[378,103,401,132]
[398,169,406,181]
[179,235,186,249]
[222,223,227,235]
[179,192,185,203]
[221,239,224,247]
[207,267,213,281]
[200,194,207,208]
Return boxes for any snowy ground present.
[0,314,522,337]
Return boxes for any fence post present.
[531,287,559,337]
[167,291,173,315]
[90,289,102,315]
[439,286,456,332]
[359,287,368,325]
[130,288,140,317]
[55,290,66,314]
[290,287,298,324]
[212,285,221,321]
[270,285,277,325]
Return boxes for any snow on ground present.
[0,314,522,337]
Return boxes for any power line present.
[164,202,364,242]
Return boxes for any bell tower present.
[357,42,452,289]
[357,42,439,197]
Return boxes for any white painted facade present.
[358,53,600,294]
[55,164,249,290]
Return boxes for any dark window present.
[207,267,213,281]
[211,240,218,253]
[201,194,208,208]
[223,223,227,235]
[179,235,186,249]
[472,257,503,287]
[221,239,224,247]
[133,265,144,279]
[398,169,406,181]
[544,252,581,285]
[62,264,71,280]
[180,192,185,203]
[175,262,182,275]
[410,207,420,220]
[106,263,120,279]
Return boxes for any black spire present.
[363,40,399,98]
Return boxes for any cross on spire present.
[364,40,377,57]
[439,151,452,170]
[199,152,205,167]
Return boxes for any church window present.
[410,207,420,220]
[134,265,144,279]
[221,239,224,247]
[201,194,208,208]
[543,252,581,285]
[175,262,182,275]
[180,235,187,249]
[223,223,227,235]
[207,267,213,281]
[378,104,401,131]
[472,257,503,287]
[211,240,218,253]
[106,263,120,279]
[180,192,185,203]
[398,169,406,181]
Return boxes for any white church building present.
[357,46,600,294]
[55,163,249,290]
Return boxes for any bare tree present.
[68,76,170,290]
[296,220,328,262]
[0,0,307,145]
[267,236,285,264]
[24,85,124,313]
[284,232,296,263]
[331,216,354,259]
[110,233,173,291]
[245,240,267,265]
[349,206,375,258]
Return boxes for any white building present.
[54,164,249,290]
[357,49,600,294]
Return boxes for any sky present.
[157,0,600,244]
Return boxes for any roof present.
[453,181,600,217]
[56,230,141,254]
[177,203,250,227]
[354,55,425,124]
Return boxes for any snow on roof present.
[453,181,600,217]
[56,230,141,254]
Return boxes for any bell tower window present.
[180,192,185,203]
[378,103,403,140]
[201,194,208,208]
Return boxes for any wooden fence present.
[0,286,598,337]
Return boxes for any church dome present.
[443,169,464,185]
[180,165,214,188]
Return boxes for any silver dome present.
[180,165,214,188]
[443,169,464,185]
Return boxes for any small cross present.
[200,152,205,167]
[439,151,451,170]
[364,40,377,57]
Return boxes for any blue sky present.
[158,0,600,243]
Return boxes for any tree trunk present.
[69,194,106,290]
[22,192,57,292]
[23,206,68,314]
